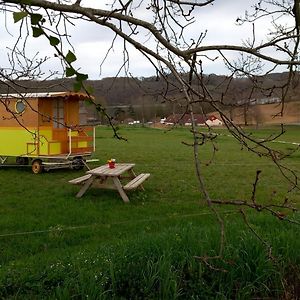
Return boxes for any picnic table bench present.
[69,163,150,202]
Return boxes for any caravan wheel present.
[32,159,43,174]
[72,157,84,170]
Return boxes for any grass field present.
[0,125,299,299]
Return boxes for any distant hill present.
[1,72,299,123]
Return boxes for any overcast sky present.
[0,0,294,80]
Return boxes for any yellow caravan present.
[0,92,96,173]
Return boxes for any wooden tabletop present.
[87,163,135,177]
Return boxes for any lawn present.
[0,125,299,299]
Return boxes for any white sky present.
[0,0,294,79]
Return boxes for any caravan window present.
[15,100,26,114]
[53,99,64,128]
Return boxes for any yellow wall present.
[39,128,61,155]
[0,127,38,157]
[0,127,63,157]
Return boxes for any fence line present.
[0,210,237,238]
[221,133,300,146]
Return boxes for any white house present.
[205,115,223,126]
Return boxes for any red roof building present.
[164,114,222,126]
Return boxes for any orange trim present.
[39,126,52,130]
[71,147,93,154]
[46,92,95,101]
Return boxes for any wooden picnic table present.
[69,163,150,203]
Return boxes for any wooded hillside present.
[1,72,299,123]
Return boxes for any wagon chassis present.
[0,154,98,173]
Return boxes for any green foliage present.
[31,26,43,38]
[73,81,82,92]
[76,72,89,82]
[64,51,89,91]
[85,85,95,95]
[13,11,28,23]
[72,72,89,92]
[0,219,299,299]
[30,13,43,25]
[65,66,76,77]
[0,126,299,298]
[49,35,60,46]
[65,50,77,64]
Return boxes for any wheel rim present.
[32,160,43,174]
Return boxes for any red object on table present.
[108,162,115,168]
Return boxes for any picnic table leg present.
[112,177,130,203]
[76,176,94,198]
[128,169,136,178]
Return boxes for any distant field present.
[213,100,300,125]
[0,125,299,299]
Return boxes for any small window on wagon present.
[15,100,26,114]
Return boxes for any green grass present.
[0,125,299,299]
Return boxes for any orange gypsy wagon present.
[0,92,96,173]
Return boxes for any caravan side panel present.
[0,98,38,157]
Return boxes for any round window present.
[15,100,26,114]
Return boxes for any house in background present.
[164,114,222,126]
[205,115,223,126]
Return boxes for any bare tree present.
[0,0,300,260]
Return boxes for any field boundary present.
[0,210,237,238]
[220,132,300,146]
